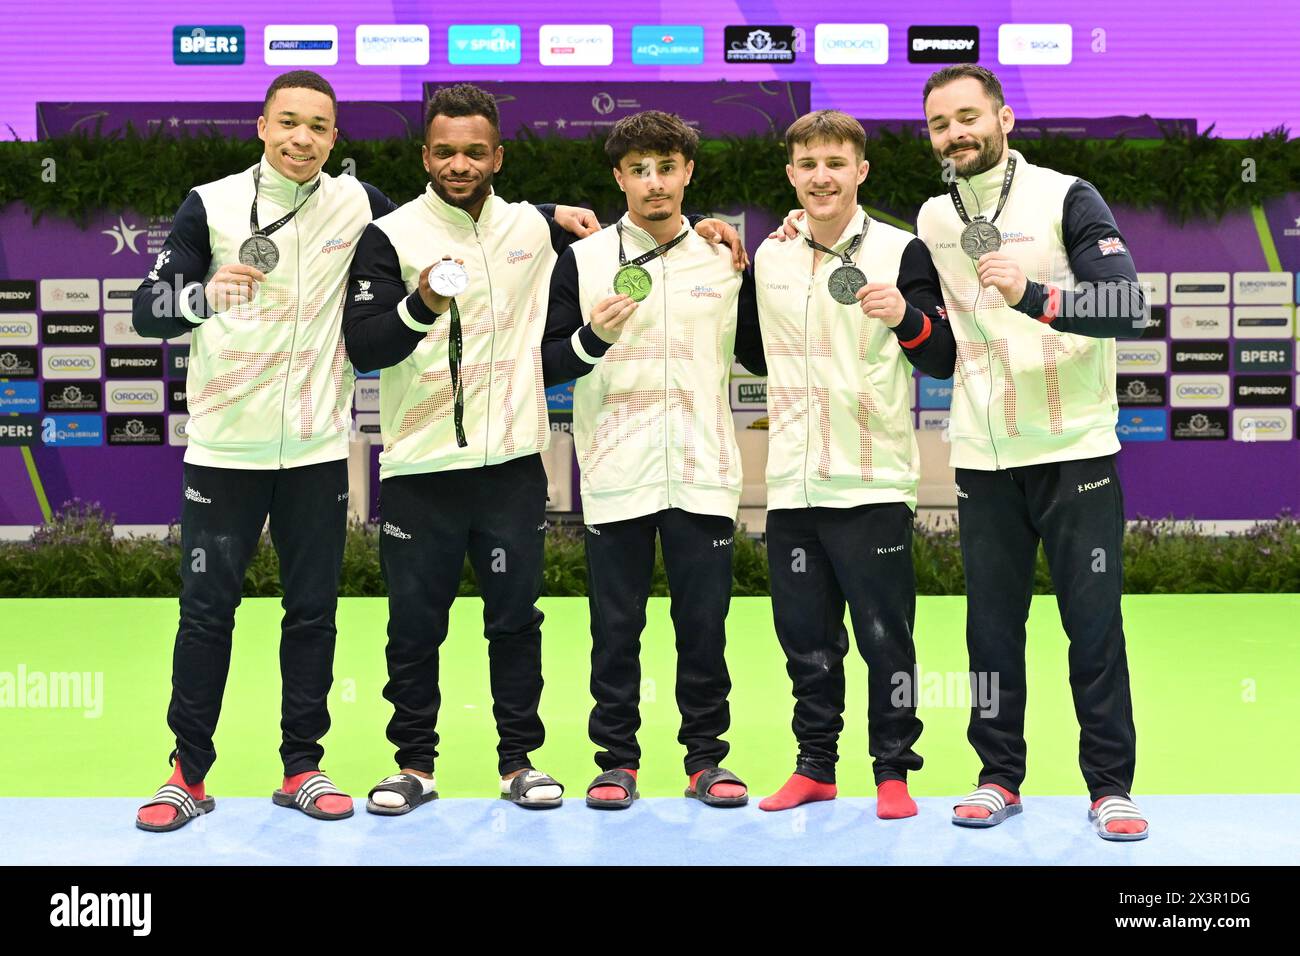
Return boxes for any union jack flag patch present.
[1098,237,1128,256]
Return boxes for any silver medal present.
[239,235,280,273]
[828,265,868,305]
[429,259,470,297]
[960,219,1002,259]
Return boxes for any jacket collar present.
[421,182,502,228]
[616,212,690,253]
[955,148,1025,217]
[795,205,868,253]
[255,155,323,208]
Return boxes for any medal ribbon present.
[616,222,690,269]
[447,296,466,448]
[249,167,322,239]
[804,217,871,266]
[948,155,1017,227]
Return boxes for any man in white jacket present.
[754,111,954,817]
[916,65,1148,841]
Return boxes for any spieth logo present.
[102,216,146,255]
[321,237,353,254]
[690,285,722,299]
[353,280,374,303]
[506,248,534,264]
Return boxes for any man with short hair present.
[132,70,398,830]
[755,110,954,817]
[344,88,744,812]
[916,64,1148,840]
[541,110,766,809]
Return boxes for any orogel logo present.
[49,885,152,936]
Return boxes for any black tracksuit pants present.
[169,458,349,785]
[584,508,737,775]
[956,452,1137,801]
[379,453,548,777]
[766,501,925,785]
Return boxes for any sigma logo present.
[506,248,534,264]
[353,280,374,303]
[321,237,353,254]
[382,521,412,540]
[690,285,722,299]
[40,280,99,312]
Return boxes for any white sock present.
[502,769,562,802]
[371,773,435,809]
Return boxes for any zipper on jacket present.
[960,177,1002,470]
[461,210,495,466]
[661,254,671,508]
[276,189,307,469]
[801,267,815,507]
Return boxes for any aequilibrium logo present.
[174,26,245,65]
[631,26,705,65]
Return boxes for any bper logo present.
[174,25,245,64]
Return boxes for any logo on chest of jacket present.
[998,231,1036,245]
[322,238,353,255]
[764,282,790,291]
[691,285,723,299]
[507,248,534,265]
[353,280,374,302]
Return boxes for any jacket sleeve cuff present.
[398,290,440,331]
[573,325,612,364]
[178,282,211,325]
[892,305,928,346]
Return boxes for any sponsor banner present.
[1116,375,1166,407]
[106,379,165,413]
[1170,306,1229,339]
[354,380,381,412]
[724,25,797,64]
[1169,272,1230,305]
[918,376,953,409]
[1233,408,1293,442]
[41,313,101,345]
[0,280,38,312]
[997,23,1072,65]
[1233,272,1293,305]
[173,25,245,65]
[814,23,889,65]
[730,378,767,411]
[104,346,163,379]
[0,414,40,446]
[264,24,339,66]
[1171,341,1229,373]
[907,26,978,63]
[103,312,172,346]
[1169,374,1229,408]
[1171,409,1229,441]
[539,24,614,66]
[1116,408,1167,442]
[1134,305,1166,340]
[448,25,522,66]
[631,25,705,65]
[39,278,99,312]
[354,412,381,436]
[0,314,38,345]
[0,382,40,413]
[355,24,430,66]
[2,347,40,378]
[101,278,139,311]
[918,411,950,431]
[41,346,100,379]
[40,414,105,447]
[168,383,188,413]
[169,345,190,378]
[1137,272,1167,306]
[545,382,574,415]
[168,414,189,446]
[1234,340,1293,372]
[1116,342,1167,373]
[43,380,102,412]
[1234,374,1293,407]
[1233,306,1294,339]
[106,414,165,445]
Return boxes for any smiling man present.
[754,110,954,817]
[916,65,1149,841]
[540,110,766,810]
[131,71,400,831]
